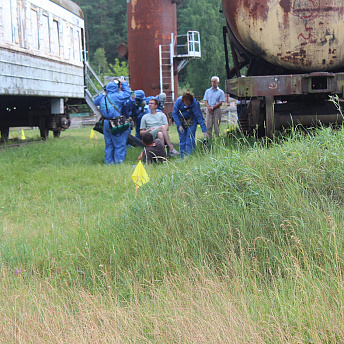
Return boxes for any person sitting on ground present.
[140,98,180,157]
[138,132,167,163]
[172,92,208,157]
[135,92,166,138]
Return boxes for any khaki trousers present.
[206,107,222,139]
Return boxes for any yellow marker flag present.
[90,129,97,139]
[226,124,236,132]
[132,161,150,189]
[21,130,26,140]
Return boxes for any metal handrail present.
[84,61,104,100]
[175,31,201,58]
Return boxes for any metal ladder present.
[159,42,175,108]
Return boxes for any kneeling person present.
[140,98,179,157]
[138,132,167,163]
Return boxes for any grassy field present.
[1,124,344,343]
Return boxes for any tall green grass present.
[1,125,344,342]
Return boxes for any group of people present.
[94,76,225,165]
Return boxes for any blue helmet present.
[135,90,145,100]
[105,82,119,93]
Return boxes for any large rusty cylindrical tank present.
[222,0,344,72]
[127,0,178,112]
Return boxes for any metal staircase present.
[84,61,104,119]
[159,31,201,107]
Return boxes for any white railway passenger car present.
[0,0,86,139]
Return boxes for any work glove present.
[178,125,184,133]
[119,76,126,83]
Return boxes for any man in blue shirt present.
[203,76,225,140]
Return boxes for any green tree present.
[177,0,231,97]
[75,0,127,62]
[109,58,129,77]
[92,47,108,75]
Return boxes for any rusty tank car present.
[127,0,178,115]
[222,0,344,136]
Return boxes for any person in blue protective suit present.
[123,90,147,140]
[145,92,166,112]
[94,77,132,164]
[172,93,208,157]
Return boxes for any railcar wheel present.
[39,126,49,140]
[238,107,252,136]
[39,117,49,140]
[53,129,61,138]
[1,127,9,141]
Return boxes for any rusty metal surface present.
[222,0,344,72]
[127,0,177,108]
[226,72,344,98]
[117,43,128,58]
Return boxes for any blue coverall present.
[123,90,147,139]
[95,81,131,164]
[172,96,207,157]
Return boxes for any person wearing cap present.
[172,92,208,157]
[203,76,225,140]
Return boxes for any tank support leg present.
[265,96,275,138]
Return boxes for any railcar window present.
[18,3,27,48]
[51,19,60,55]
[41,14,50,53]
[75,29,81,62]
[11,0,19,44]
[29,9,39,50]
[1,0,13,43]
